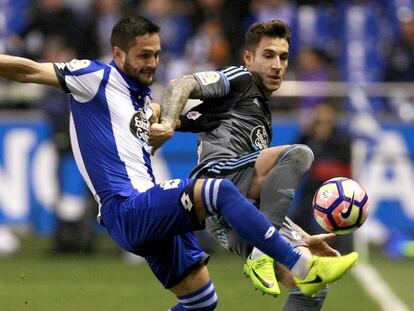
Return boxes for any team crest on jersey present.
[186,110,202,120]
[250,125,269,150]
[67,59,91,71]
[130,108,150,142]
[195,71,221,85]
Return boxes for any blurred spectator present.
[165,19,230,83]
[84,0,126,61]
[40,38,95,254]
[337,0,385,83]
[0,0,31,54]
[294,46,338,113]
[296,3,339,59]
[290,102,353,253]
[16,0,96,60]
[384,18,414,82]
[382,17,414,121]
[137,0,192,60]
[296,0,337,4]
[248,0,297,25]
[243,0,298,56]
[190,0,249,62]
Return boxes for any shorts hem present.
[165,253,210,289]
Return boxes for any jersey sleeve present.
[54,59,106,103]
[220,66,254,93]
[193,66,252,100]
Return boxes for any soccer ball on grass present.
[312,177,369,235]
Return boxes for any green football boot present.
[294,252,359,297]
[243,254,280,297]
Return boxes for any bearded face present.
[115,33,161,86]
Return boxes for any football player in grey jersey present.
[150,20,342,310]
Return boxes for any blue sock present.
[169,281,218,310]
[201,179,301,269]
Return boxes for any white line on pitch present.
[352,263,411,311]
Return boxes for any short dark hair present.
[111,16,160,51]
[244,20,291,51]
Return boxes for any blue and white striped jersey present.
[54,59,156,216]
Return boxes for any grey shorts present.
[196,156,307,260]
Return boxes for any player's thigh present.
[248,145,291,199]
[102,178,203,253]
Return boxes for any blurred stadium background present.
[0,0,414,310]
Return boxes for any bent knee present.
[277,144,314,172]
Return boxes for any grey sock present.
[291,251,312,279]
[282,288,328,311]
[260,144,314,229]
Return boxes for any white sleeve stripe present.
[222,67,248,77]
[204,179,214,214]
[221,66,240,73]
[219,71,231,94]
[212,179,222,208]
[226,71,250,80]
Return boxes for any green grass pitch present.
[0,236,412,310]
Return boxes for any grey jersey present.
[190,66,272,176]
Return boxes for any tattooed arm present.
[160,75,202,128]
[148,75,202,154]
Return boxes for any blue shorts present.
[100,178,209,288]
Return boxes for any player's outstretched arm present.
[0,54,59,87]
[159,75,202,128]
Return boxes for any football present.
[312,177,369,235]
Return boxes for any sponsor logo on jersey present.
[250,125,269,150]
[160,179,181,189]
[180,193,193,211]
[67,59,91,71]
[129,108,150,142]
[195,71,221,85]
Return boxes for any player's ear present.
[113,46,126,64]
[243,49,253,67]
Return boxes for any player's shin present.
[260,144,314,229]
[200,178,359,297]
[201,178,301,269]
